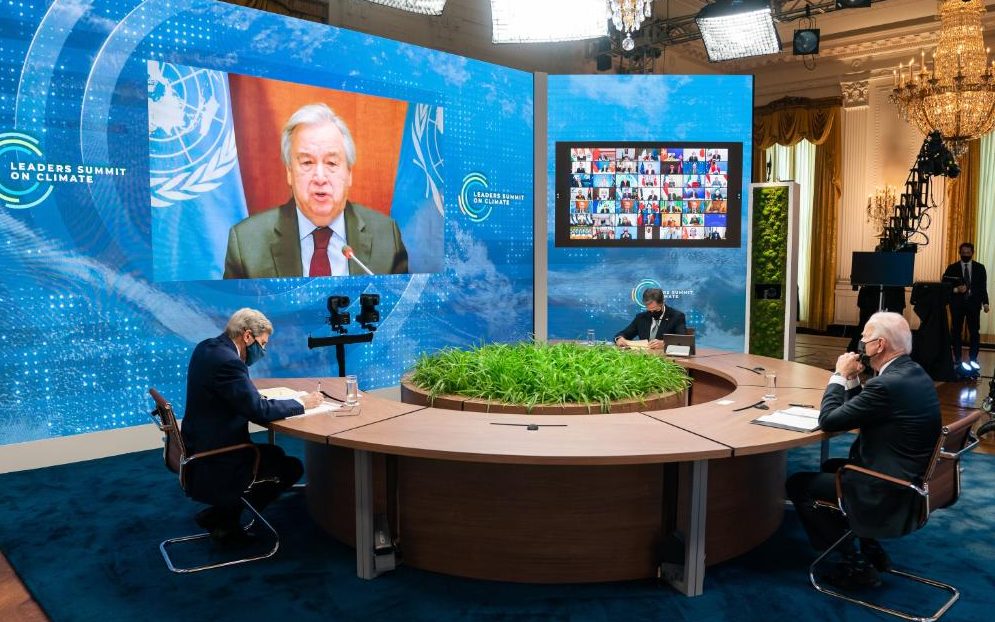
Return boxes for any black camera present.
[358,293,380,331]
[916,130,960,178]
[327,295,350,334]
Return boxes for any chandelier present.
[609,0,655,51]
[890,0,995,158]
[866,185,898,237]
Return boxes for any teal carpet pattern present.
[1,434,992,622]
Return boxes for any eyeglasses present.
[248,332,268,351]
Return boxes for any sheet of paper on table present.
[259,387,343,417]
[751,406,821,433]
[258,387,305,400]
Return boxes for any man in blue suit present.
[787,312,941,589]
[182,308,322,543]
[614,287,687,350]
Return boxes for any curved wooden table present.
[259,350,830,595]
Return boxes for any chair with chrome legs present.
[809,410,982,622]
[148,388,280,573]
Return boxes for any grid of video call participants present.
[568,147,728,242]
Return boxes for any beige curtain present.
[753,97,843,330]
[943,139,981,263]
[975,134,995,340]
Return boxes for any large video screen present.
[546,74,753,351]
[0,0,533,446]
[149,65,444,282]
[555,142,742,247]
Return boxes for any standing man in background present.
[943,242,989,368]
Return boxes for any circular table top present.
[259,350,831,465]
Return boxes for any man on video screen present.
[223,103,408,278]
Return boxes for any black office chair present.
[809,411,982,621]
[148,388,280,573]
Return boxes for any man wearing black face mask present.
[181,308,323,544]
[614,287,687,350]
[786,312,940,590]
[942,242,989,367]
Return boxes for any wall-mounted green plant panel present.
[749,185,792,359]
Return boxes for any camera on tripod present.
[916,130,960,179]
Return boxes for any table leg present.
[355,449,376,579]
[661,459,707,596]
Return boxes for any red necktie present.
[310,227,332,277]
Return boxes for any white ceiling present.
[327,0,995,103]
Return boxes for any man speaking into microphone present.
[223,103,409,278]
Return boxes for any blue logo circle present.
[631,279,662,309]
[0,132,54,209]
[459,172,491,222]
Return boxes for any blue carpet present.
[1,433,992,622]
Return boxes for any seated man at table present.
[181,308,323,544]
[786,312,941,589]
[614,287,687,350]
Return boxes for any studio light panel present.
[696,7,781,62]
[364,0,448,15]
[491,0,607,43]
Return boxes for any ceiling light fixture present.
[363,0,447,15]
[608,0,655,51]
[695,0,781,62]
[890,0,995,157]
[491,0,607,43]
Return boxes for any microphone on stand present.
[341,245,374,276]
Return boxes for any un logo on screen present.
[147,61,237,208]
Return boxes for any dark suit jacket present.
[818,355,941,539]
[180,334,303,504]
[942,260,989,308]
[223,200,408,279]
[615,307,687,341]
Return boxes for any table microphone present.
[341,245,374,275]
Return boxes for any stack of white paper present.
[752,406,821,433]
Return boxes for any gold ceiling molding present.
[841,80,870,108]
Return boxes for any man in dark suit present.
[614,287,687,350]
[182,308,323,543]
[786,312,941,589]
[942,242,989,366]
[223,103,408,279]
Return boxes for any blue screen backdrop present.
[0,0,534,445]
[546,75,753,348]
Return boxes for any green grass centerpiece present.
[409,342,691,413]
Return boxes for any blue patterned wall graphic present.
[546,75,753,349]
[0,0,534,445]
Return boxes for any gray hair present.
[642,288,664,305]
[224,308,273,340]
[865,311,912,355]
[280,103,357,168]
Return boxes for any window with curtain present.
[765,140,816,324]
[976,132,995,341]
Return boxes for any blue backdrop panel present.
[546,74,753,349]
[0,0,533,445]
